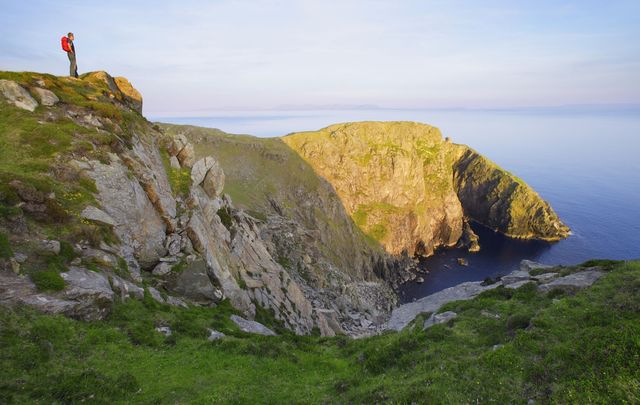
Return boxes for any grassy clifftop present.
[1,259,637,403]
[0,71,151,273]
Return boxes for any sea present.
[152,107,640,302]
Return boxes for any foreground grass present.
[1,260,639,404]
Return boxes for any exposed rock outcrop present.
[388,260,605,331]
[0,79,38,111]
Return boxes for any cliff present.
[0,72,567,337]
[282,121,569,256]
[0,72,398,337]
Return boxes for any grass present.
[30,270,66,291]
[159,149,191,197]
[1,260,638,403]
[0,232,12,259]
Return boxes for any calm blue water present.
[153,108,640,301]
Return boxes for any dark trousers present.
[67,52,78,78]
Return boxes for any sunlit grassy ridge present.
[2,260,638,403]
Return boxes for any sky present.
[1,0,639,115]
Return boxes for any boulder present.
[230,315,277,336]
[0,79,38,111]
[538,270,604,293]
[152,262,173,276]
[147,287,165,304]
[177,143,196,168]
[81,205,116,226]
[81,248,119,268]
[41,239,61,255]
[202,164,225,199]
[168,134,189,156]
[165,259,223,305]
[165,295,188,308]
[60,267,115,320]
[33,87,59,106]
[156,326,172,337]
[110,275,144,300]
[169,156,181,169]
[208,329,226,341]
[165,233,182,256]
[423,311,457,330]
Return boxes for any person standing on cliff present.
[61,32,78,78]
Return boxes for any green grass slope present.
[2,259,638,404]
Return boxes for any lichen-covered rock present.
[177,143,196,168]
[0,79,38,111]
[114,76,143,114]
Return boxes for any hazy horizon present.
[2,1,639,115]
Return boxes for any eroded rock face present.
[0,79,38,111]
[82,155,167,269]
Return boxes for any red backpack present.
[61,36,71,52]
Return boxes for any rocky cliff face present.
[0,72,399,337]
[0,72,567,337]
[451,146,570,240]
[282,121,569,257]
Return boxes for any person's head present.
[68,32,74,40]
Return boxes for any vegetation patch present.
[1,261,638,403]
[217,207,233,230]
[31,270,66,292]
[0,232,12,259]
